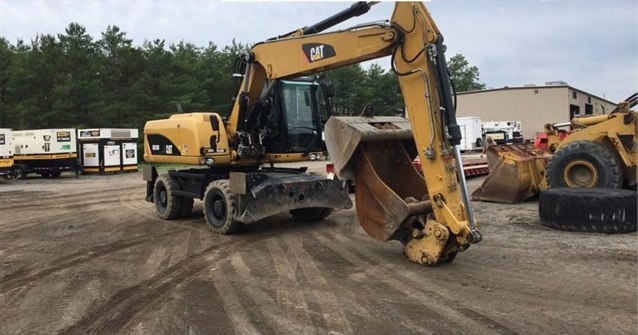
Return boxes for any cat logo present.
[302,43,336,63]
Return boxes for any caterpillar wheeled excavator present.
[472,93,637,204]
[143,1,482,265]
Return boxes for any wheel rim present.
[564,159,598,187]
[211,194,226,223]
[158,186,168,208]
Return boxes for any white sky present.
[1,0,636,103]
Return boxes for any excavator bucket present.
[471,143,552,203]
[324,116,432,241]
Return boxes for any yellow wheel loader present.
[472,93,637,204]
[143,1,482,265]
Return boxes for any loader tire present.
[180,197,194,218]
[290,207,332,222]
[546,141,623,189]
[204,180,241,234]
[538,188,637,233]
[154,174,183,220]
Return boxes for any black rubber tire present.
[40,170,51,178]
[203,180,241,234]
[180,197,194,218]
[539,188,637,233]
[14,166,26,179]
[50,169,62,178]
[546,141,623,188]
[290,207,333,222]
[153,174,183,220]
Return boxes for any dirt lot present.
[0,161,636,335]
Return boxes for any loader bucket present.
[324,116,431,241]
[471,143,552,203]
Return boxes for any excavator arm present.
[226,1,481,265]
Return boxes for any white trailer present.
[481,120,523,144]
[78,128,139,174]
[12,128,81,178]
[0,128,14,178]
[457,116,483,152]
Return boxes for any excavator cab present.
[262,78,332,157]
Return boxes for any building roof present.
[456,84,617,105]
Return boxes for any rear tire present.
[290,207,332,222]
[204,180,241,234]
[154,174,182,220]
[539,188,637,233]
[546,141,623,188]
[50,169,62,178]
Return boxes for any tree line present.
[0,23,485,131]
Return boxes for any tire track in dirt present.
[117,189,206,232]
[210,263,263,335]
[58,237,252,335]
[279,231,353,334]
[266,237,316,329]
[322,226,622,335]
[0,229,182,294]
[2,186,141,210]
[312,230,520,335]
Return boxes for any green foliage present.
[0,24,485,130]
[447,54,486,92]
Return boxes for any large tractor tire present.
[203,180,241,234]
[546,141,623,188]
[290,207,333,222]
[153,174,183,220]
[539,188,637,233]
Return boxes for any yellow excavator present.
[143,1,482,265]
[472,93,637,203]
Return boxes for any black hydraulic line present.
[268,1,376,40]
[303,1,375,35]
[431,36,461,146]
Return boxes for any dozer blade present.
[471,143,551,203]
[324,116,431,241]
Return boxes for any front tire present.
[203,180,241,234]
[154,174,182,220]
[546,141,623,188]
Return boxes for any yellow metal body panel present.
[0,158,13,168]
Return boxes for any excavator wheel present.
[546,141,623,188]
[289,207,332,222]
[539,188,637,233]
[180,197,194,218]
[14,165,26,180]
[154,174,183,220]
[203,179,241,234]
